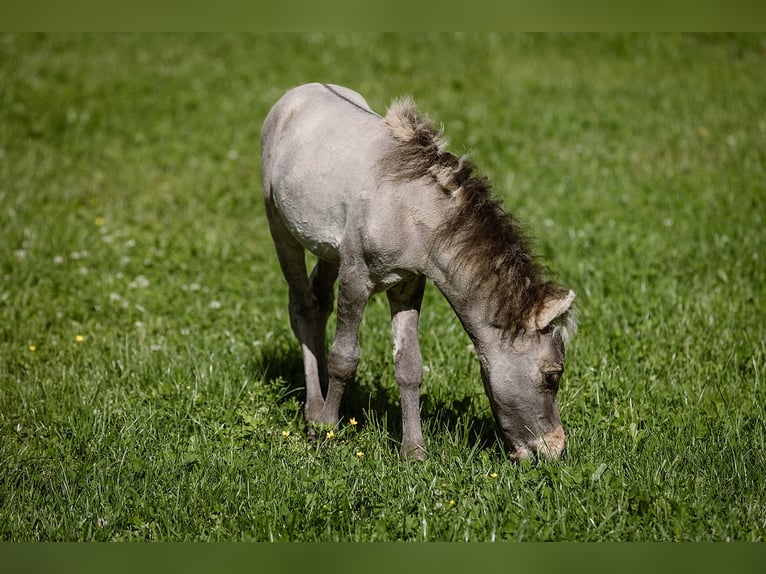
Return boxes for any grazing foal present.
[261,83,575,461]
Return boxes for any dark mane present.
[382,97,570,335]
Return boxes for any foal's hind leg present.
[265,203,328,422]
[308,259,338,397]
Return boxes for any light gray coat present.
[261,83,575,461]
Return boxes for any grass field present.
[1,34,765,541]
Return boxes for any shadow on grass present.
[250,341,500,455]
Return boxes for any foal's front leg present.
[387,277,427,460]
[318,265,372,425]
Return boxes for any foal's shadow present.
[250,342,500,455]
[251,342,306,399]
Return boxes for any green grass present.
[1,33,765,541]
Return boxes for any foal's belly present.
[273,184,345,263]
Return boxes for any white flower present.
[129,275,149,289]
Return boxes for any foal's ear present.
[527,290,576,331]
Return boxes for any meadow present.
[1,34,764,541]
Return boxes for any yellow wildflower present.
[356,451,364,458]
[349,417,357,426]
[28,345,37,352]
[75,335,85,343]
[490,472,498,479]
[95,216,105,226]
[326,430,335,440]
[282,430,290,438]
[449,499,456,507]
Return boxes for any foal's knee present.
[395,370,421,393]
[328,344,360,383]
[393,349,422,391]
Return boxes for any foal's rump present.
[260,83,390,262]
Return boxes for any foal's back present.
[260,83,393,262]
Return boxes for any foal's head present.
[476,290,575,462]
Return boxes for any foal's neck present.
[425,248,497,345]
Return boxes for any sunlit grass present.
[1,33,765,541]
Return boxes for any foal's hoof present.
[401,444,427,461]
[306,421,336,443]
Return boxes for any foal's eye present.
[543,370,562,389]
[539,323,555,336]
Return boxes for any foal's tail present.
[260,106,279,205]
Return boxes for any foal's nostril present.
[537,427,566,461]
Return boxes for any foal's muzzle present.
[509,426,566,462]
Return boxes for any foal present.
[261,83,575,461]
